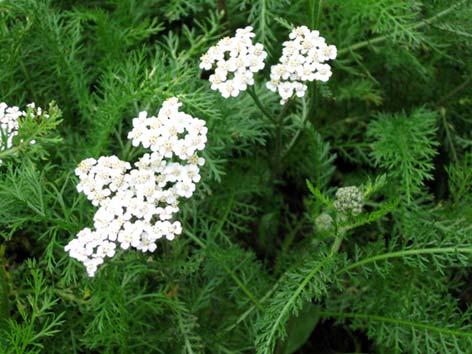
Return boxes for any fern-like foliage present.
[324,208,472,353]
[367,108,439,201]
[255,246,339,354]
[0,260,64,354]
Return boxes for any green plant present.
[0,0,471,353]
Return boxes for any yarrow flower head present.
[0,102,44,164]
[65,97,207,276]
[200,26,267,98]
[266,26,337,104]
[333,186,363,216]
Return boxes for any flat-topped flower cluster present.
[0,102,44,163]
[65,98,207,276]
[334,186,363,216]
[200,26,267,98]
[266,26,337,104]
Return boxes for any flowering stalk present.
[273,100,292,177]
[246,86,277,124]
[200,25,337,177]
[281,96,309,159]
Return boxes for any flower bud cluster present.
[334,186,363,216]
[65,97,207,276]
[266,26,337,104]
[200,26,267,98]
[0,102,44,163]
[315,212,334,232]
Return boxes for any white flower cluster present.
[334,186,363,216]
[266,26,337,104]
[200,26,267,98]
[65,97,207,276]
[0,102,43,163]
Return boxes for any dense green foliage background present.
[1,0,472,353]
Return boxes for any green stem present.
[281,97,309,159]
[338,0,466,55]
[440,110,458,163]
[317,310,472,338]
[247,86,276,124]
[308,0,323,29]
[308,0,315,28]
[272,101,292,178]
[330,234,344,255]
[314,0,323,29]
